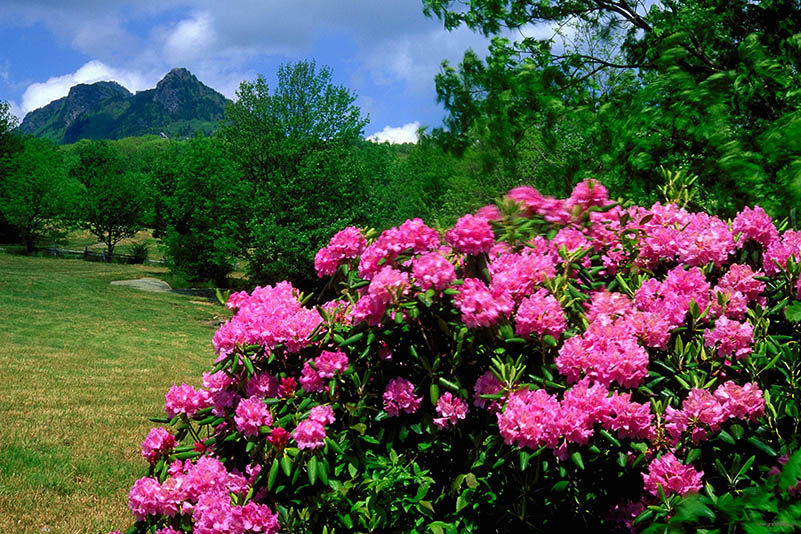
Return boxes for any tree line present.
[3,0,801,288]
[0,62,491,288]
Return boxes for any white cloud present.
[21,60,153,114]
[367,121,420,144]
[164,11,218,65]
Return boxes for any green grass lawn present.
[0,253,232,533]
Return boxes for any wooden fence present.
[18,246,165,265]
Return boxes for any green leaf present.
[747,436,778,457]
[455,493,468,513]
[268,458,280,490]
[785,301,801,322]
[316,458,329,486]
[570,451,584,470]
[281,454,293,477]
[308,455,318,486]
[465,473,478,489]
[718,430,735,445]
[552,480,570,492]
[599,429,621,447]
[542,335,558,347]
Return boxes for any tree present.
[69,140,147,256]
[220,61,372,286]
[0,137,81,251]
[151,136,250,284]
[0,100,25,242]
[423,0,801,216]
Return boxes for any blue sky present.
[0,0,504,143]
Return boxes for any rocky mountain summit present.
[19,68,229,143]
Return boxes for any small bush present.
[129,243,148,264]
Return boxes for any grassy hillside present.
[0,254,231,533]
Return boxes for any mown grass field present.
[0,253,231,533]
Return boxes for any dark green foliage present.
[69,140,147,255]
[0,137,82,250]
[219,61,372,287]
[151,136,249,285]
[18,69,228,144]
[423,0,801,217]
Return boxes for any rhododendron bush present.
[111,180,801,533]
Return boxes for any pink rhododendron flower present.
[585,290,634,325]
[299,361,324,393]
[315,350,349,378]
[128,477,179,520]
[555,322,649,388]
[566,179,610,215]
[234,396,272,437]
[559,380,612,445]
[279,377,297,397]
[497,388,562,450]
[446,214,495,255]
[154,528,181,534]
[246,373,279,398]
[514,289,567,339]
[214,282,322,357]
[642,453,703,497]
[383,377,422,416]
[292,419,326,450]
[603,392,654,441]
[713,381,765,420]
[141,427,176,464]
[454,278,514,328]
[268,427,289,448]
[412,251,457,291]
[703,316,754,359]
[763,229,801,275]
[358,219,439,279]
[473,371,504,411]
[475,204,502,221]
[733,206,779,247]
[489,247,557,303]
[314,226,368,277]
[433,392,469,428]
[164,383,211,418]
[309,405,336,425]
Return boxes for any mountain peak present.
[19,68,229,143]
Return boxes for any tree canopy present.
[424,0,801,216]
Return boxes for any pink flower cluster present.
[165,383,211,418]
[433,392,469,428]
[703,316,754,360]
[412,251,457,291]
[504,179,611,224]
[732,206,779,247]
[665,382,765,444]
[453,278,514,328]
[514,289,566,339]
[214,282,322,358]
[141,427,176,464]
[234,396,273,437]
[353,266,410,326]
[642,453,703,497]
[763,229,801,275]
[314,226,368,277]
[488,240,557,303]
[446,214,495,255]
[358,218,440,279]
[383,377,422,416]
[128,456,279,533]
[473,371,504,411]
[300,350,349,393]
[497,380,653,458]
[292,405,335,450]
[556,322,650,388]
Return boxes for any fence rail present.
[5,245,165,265]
